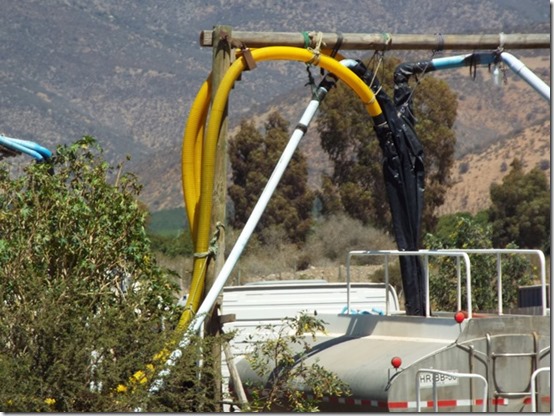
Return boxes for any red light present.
[391,356,402,369]
[454,311,465,324]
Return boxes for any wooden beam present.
[204,24,232,413]
[200,30,550,51]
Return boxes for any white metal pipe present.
[148,99,322,394]
[497,253,503,315]
[424,255,430,317]
[501,52,550,101]
[530,367,550,412]
[347,249,472,317]
[191,99,320,328]
[456,257,462,312]
[346,253,352,313]
[147,64,352,394]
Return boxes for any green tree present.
[489,158,550,250]
[317,57,458,232]
[424,215,534,312]
[0,137,210,412]
[228,111,314,243]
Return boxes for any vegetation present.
[0,137,357,412]
[146,207,189,237]
[0,137,188,411]
[424,214,535,312]
[489,158,550,251]
[244,313,350,412]
[228,111,314,243]
[317,56,458,233]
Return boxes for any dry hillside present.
[438,119,550,216]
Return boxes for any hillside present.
[140,52,551,213]
[0,0,550,214]
[438,118,551,216]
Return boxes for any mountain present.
[0,0,550,213]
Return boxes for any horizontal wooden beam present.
[200,30,550,51]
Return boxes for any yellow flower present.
[44,398,56,406]
[116,384,128,393]
[131,370,147,384]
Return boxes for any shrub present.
[244,313,351,412]
[302,214,395,266]
[0,137,208,412]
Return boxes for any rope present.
[434,32,444,53]
[330,31,343,58]
[193,221,225,259]
[403,48,439,106]
[364,47,387,98]
[306,31,325,66]
[380,32,392,51]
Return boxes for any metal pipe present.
[401,51,550,102]
[501,52,550,101]
[148,59,359,394]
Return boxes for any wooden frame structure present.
[196,27,550,411]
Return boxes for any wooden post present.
[200,30,550,50]
[204,24,232,412]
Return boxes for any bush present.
[302,214,395,266]
[0,137,204,412]
[244,313,351,412]
[424,216,534,312]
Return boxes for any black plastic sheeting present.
[349,60,428,316]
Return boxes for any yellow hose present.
[176,46,383,336]
[123,46,385,393]
[181,76,211,240]
[182,50,348,239]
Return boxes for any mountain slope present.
[0,0,550,213]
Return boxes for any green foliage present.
[317,56,458,232]
[489,158,550,250]
[424,215,534,312]
[146,207,189,237]
[228,111,314,243]
[433,211,489,242]
[244,313,350,412]
[149,232,193,258]
[135,332,231,412]
[0,137,202,412]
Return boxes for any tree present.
[228,111,314,243]
[489,158,550,250]
[317,56,458,233]
[0,137,211,412]
[424,215,534,312]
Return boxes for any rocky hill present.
[0,0,550,214]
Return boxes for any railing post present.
[496,253,503,315]
[530,367,550,412]
[416,369,488,412]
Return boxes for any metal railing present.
[530,367,550,412]
[415,368,488,412]
[345,248,548,318]
[439,249,547,316]
[346,250,471,318]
